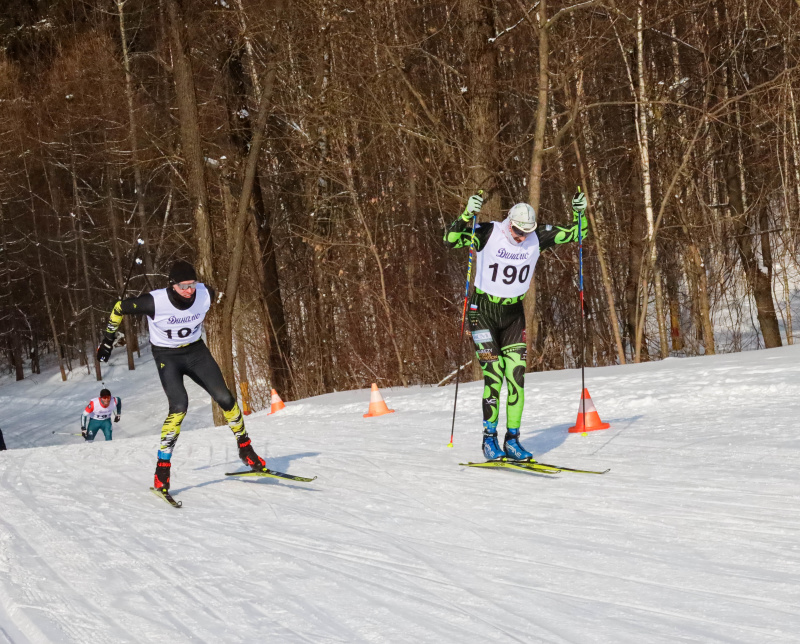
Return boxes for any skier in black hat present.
[97,260,267,497]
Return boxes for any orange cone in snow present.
[568,388,610,433]
[363,383,395,418]
[267,389,286,415]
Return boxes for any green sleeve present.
[444,217,492,251]
[537,214,588,252]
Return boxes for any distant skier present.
[81,388,121,441]
[444,190,588,461]
[96,260,266,495]
[0,427,6,451]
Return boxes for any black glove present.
[97,334,114,363]
[81,427,88,439]
[114,415,120,423]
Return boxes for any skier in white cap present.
[445,190,588,461]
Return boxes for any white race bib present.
[86,397,115,421]
[474,222,540,298]
[147,284,211,348]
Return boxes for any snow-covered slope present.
[1,346,800,643]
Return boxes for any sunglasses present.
[175,281,197,291]
[511,225,530,238]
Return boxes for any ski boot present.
[154,459,171,492]
[482,420,506,461]
[237,434,266,471]
[503,428,533,461]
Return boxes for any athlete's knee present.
[216,391,236,413]
[167,397,188,415]
[502,346,526,384]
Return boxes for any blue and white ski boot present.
[503,428,533,461]
[482,421,506,461]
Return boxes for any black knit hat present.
[100,388,111,398]
[168,260,197,284]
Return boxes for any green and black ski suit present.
[444,213,586,429]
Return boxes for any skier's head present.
[508,203,537,235]
[99,388,111,402]
[168,260,197,298]
[169,260,197,284]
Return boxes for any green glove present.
[572,189,587,221]
[461,194,483,220]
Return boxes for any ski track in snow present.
[1,347,800,642]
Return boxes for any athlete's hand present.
[572,189,587,221]
[461,194,483,220]
[81,427,88,439]
[114,415,121,423]
[96,334,114,363]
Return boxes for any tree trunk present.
[664,260,684,352]
[234,308,251,415]
[624,196,647,360]
[725,155,782,348]
[574,134,626,364]
[222,36,292,397]
[29,210,67,382]
[116,0,153,281]
[76,213,102,380]
[523,0,551,371]
[165,0,215,282]
[219,55,278,391]
[461,0,500,217]
[107,174,136,371]
[342,133,408,387]
[632,4,667,361]
[165,0,225,421]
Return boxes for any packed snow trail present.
[1,347,800,642]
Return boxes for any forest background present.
[0,0,798,418]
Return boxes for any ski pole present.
[577,186,586,428]
[119,238,145,301]
[448,191,481,448]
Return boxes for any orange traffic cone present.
[267,389,286,415]
[363,383,395,418]
[568,388,610,433]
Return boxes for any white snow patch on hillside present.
[1,345,800,642]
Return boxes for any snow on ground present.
[1,344,800,643]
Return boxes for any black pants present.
[152,340,235,414]
[151,340,244,458]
